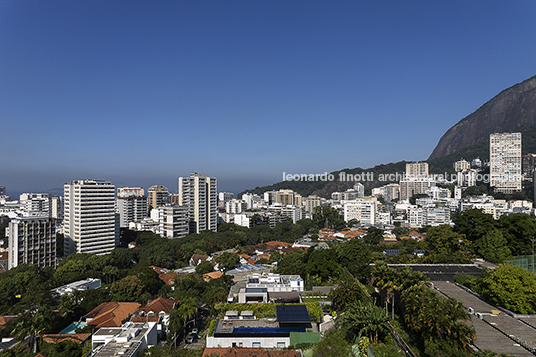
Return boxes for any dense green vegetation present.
[371,263,475,355]
[2,206,536,356]
[453,209,536,258]
[455,264,536,315]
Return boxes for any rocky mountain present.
[429,75,536,160]
[240,75,536,198]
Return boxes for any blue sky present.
[2,0,536,196]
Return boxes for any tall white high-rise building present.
[8,212,56,269]
[115,187,148,228]
[178,173,217,234]
[490,133,522,194]
[63,180,118,256]
[156,204,189,239]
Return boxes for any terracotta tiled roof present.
[0,316,17,329]
[149,265,165,274]
[191,254,209,265]
[203,271,223,282]
[345,231,362,238]
[83,302,140,328]
[159,271,178,285]
[319,228,335,232]
[137,297,176,315]
[0,252,8,260]
[238,254,251,259]
[264,241,293,247]
[203,348,297,357]
[42,333,91,344]
[131,316,160,323]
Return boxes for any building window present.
[252,342,261,348]
[277,342,286,348]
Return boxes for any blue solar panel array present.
[276,305,311,323]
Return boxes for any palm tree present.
[170,297,198,346]
[11,308,52,353]
[402,285,475,348]
[343,301,390,344]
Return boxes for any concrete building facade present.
[147,185,169,212]
[116,187,147,228]
[490,133,522,194]
[63,180,118,256]
[156,204,189,239]
[406,162,429,177]
[8,212,56,269]
[178,173,217,233]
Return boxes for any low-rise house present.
[246,273,304,292]
[158,271,178,286]
[237,288,301,304]
[264,241,293,250]
[190,254,210,266]
[238,254,251,265]
[91,322,157,356]
[206,305,313,349]
[84,302,141,328]
[203,271,223,282]
[52,278,101,297]
[42,333,91,345]
[226,264,273,283]
[133,297,176,336]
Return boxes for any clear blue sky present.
[2,0,536,196]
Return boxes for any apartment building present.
[63,180,118,256]
[116,187,148,228]
[406,162,429,177]
[8,212,56,269]
[490,132,522,194]
[147,185,169,212]
[178,173,217,233]
[156,204,189,239]
[454,159,471,172]
[343,199,377,225]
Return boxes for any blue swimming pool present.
[59,322,86,334]
[233,327,306,334]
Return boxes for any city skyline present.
[2,1,536,197]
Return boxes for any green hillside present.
[239,161,409,198]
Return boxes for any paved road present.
[432,280,536,357]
